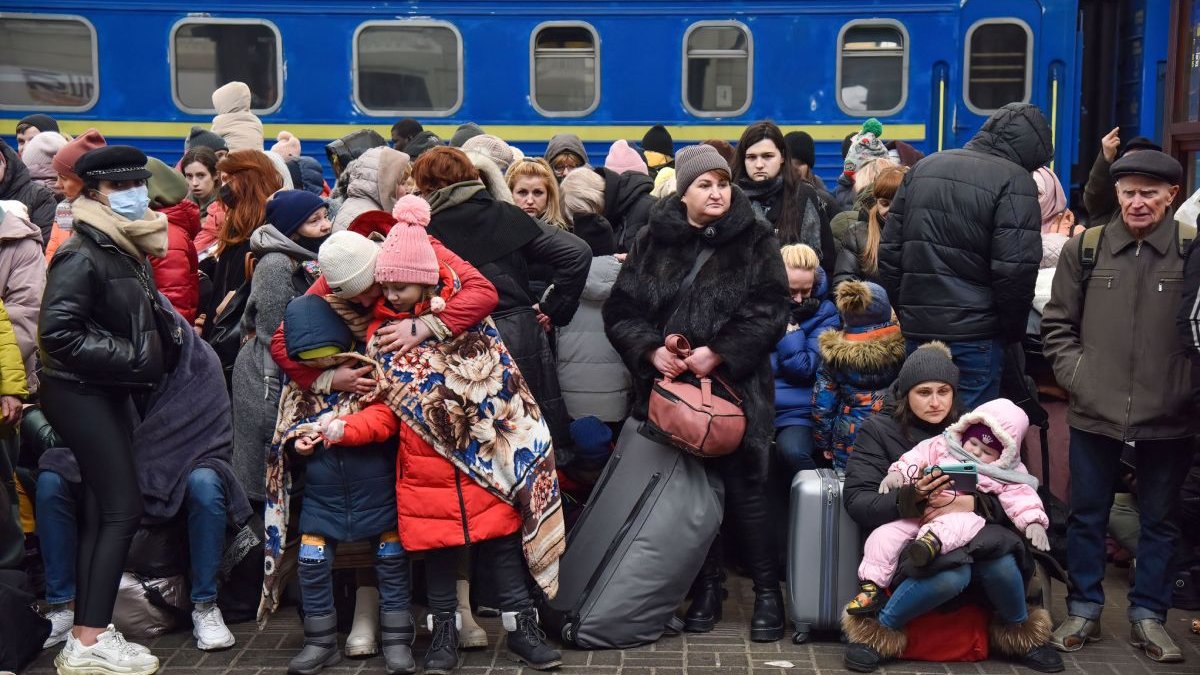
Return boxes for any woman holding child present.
[840,343,1062,673]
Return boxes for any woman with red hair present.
[412,147,590,455]
[197,150,282,342]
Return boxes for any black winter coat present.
[39,222,167,389]
[878,102,1049,342]
[594,167,655,253]
[426,192,589,325]
[603,188,790,480]
[0,139,55,249]
[299,439,397,542]
[843,398,1033,585]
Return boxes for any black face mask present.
[218,183,237,207]
[294,234,329,254]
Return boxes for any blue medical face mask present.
[107,185,150,221]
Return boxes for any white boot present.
[457,579,489,649]
[344,585,379,658]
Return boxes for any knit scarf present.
[942,431,1039,488]
[426,180,487,216]
[71,197,169,258]
[737,176,823,252]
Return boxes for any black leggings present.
[40,378,143,628]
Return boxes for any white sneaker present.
[42,607,74,649]
[192,603,235,651]
[54,625,159,675]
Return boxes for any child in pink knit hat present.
[374,194,445,318]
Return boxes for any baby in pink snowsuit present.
[846,398,1050,615]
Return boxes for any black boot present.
[288,613,341,675]
[380,611,416,675]
[683,557,725,632]
[503,607,562,670]
[422,612,461,675]
[750,588,785,642]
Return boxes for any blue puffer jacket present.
[298,406,399,542]
[772,267,840,428]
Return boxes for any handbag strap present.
[664,246,715,327]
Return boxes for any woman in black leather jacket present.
[37,145,174,673]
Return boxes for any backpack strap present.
[1076,225,1105,306]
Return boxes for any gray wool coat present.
[231,225,315,501]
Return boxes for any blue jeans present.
[35,467,229,605]
[1066,428,1192,622]
[186,468,227,604]
[775,425,817,474]
[906,338,1003,411]
[879,554,1027,630]
[298,534,410,617]
[36,470,78,605]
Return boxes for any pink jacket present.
[0,202,46,393]
[889,398,1049,532]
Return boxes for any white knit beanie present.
[319,231,379,298]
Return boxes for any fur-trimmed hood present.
[944,398,1029,472]
[817,324,905,375]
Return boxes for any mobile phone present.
[923,463,978,493]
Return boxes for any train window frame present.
[169,17,284,115]
[352,19,464,117]
[835,18,910,117]
[0,13,99,112]
[529,21,601,118]
[963,18,1034,115]
[681,20,753,118]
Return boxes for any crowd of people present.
[0,87,1196,675]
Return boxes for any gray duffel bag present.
[548,419,724,649]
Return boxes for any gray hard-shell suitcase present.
[787,468,861,643]
[548,418,725,649]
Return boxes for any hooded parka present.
[331,146,410,232]
[0,203,45,393]
[878,102,1049,342]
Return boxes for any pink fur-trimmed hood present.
[944,398,1029,472]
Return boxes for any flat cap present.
[1110,149,1182,186]
[74,145,152,182]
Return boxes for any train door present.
[952,1,1044,149]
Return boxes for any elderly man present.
[1042,150,1194,663]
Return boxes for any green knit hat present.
[145,156,189,208]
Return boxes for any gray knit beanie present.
[675,144,731,193]
[450,122,485,148]
[897,341,960,396]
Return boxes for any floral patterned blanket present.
[258,305,565,624]
[370,319,565,599]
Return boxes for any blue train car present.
[1,0,1085,186]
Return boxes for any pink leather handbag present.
[645,334,745,457]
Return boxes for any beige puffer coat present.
[331,147,410,232]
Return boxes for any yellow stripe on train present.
[2,120,927,143]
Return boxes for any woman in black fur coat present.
[603,144,791,641]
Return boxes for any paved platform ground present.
[26,566,1199,674]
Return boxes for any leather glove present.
[878,471,906,495]
[1025,523,1050,552]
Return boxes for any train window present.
[965,19,1032,113]
[0,14,97,111]
[531,23,599,117]
[837,20,908,116]
[354,21,463,116]
[171,19,282,114]
[683,22,752,117]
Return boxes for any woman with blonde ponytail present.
[832,165,908,288]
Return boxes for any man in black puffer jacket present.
[593,166,655,253]
[879,102,1050,410]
